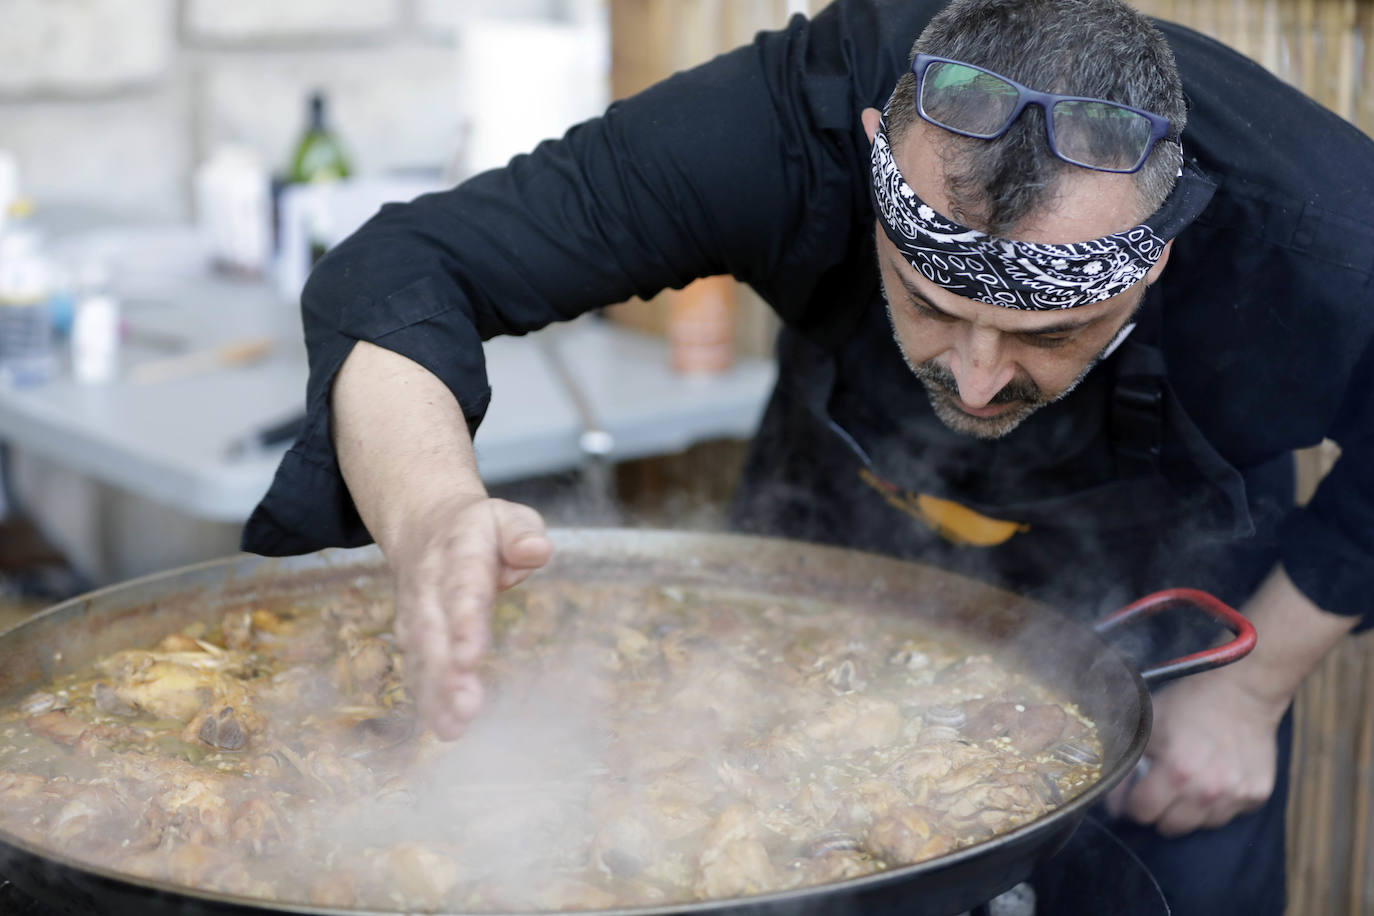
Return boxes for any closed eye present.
[1018,331,1074,349]
[910,299,958,323]
[888,254,1108,346]
[913,298,1073,347]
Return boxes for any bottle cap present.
[0,151,17,221]
[6,196,34,221]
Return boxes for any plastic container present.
[71,263,119,386]
[0,204,57,387]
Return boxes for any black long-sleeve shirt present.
[243,0,1374,625]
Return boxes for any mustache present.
[913,360,1044,405]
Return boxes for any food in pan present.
[0,580,1102,911]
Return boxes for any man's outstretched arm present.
[331,340,552,739]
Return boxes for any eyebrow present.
[889,256,1107,336]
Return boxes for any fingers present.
[395,587,466,739]
[426,667,484,740]
[1109,674,1285,838]
[1102,758,1146,818]
[1152,785,1266,838]
[1118,750,1275,837]
[492,501,551,590]
[392,515,497,739]
[1151,794,1210,838]
[1104,783,1126,818]
[1122,755,1178,825]
[494,500,553,570]
[392,498,548,742]
[443,543,498,668]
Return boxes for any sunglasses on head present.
[911,53,1176,174]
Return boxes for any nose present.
[948,326,1015,407]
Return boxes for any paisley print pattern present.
[869,115,1214,310]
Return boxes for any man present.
[243,1,1374,913]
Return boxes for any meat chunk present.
[867,807,954,863]
[838,779,914,831]
[48,786,131,854]
[694,804,778,898]
[25,709,93,745]
[98,751,238,845]
[330,633,396,702]
[801,696,902,755]
[25,709,142,754]
[375,843,464,911]
[803,848,881,883]
[963,702,1069,754]
[717,760,791,808]
[696,835,776,898]
[935,655,1017,696]
[321,587,394,632]
[95,651,254,723]
[229,797,292,856]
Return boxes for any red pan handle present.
[1093,588,1256,687]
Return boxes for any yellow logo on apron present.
[860,469,1030,546]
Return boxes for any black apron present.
[729,288,1295,916]
[731,284,1293,628]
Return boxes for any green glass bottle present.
[286,92,351,266]
[288,92,352,185]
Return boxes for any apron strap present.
[1110,291,1167,478]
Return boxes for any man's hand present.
[1105,668,1284,836]
[389,495,552,740]
[1105,565,1356,836]
[330,340,556,740]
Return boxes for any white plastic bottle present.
[71,263,120,385]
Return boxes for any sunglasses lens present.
[920,61,1020,137]
[1052,100,1154,171]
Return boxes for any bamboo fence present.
[607,7,1373,907]
[1125,3,1371,913]
[1285,443,1370,916]
[1132,0,1371,135]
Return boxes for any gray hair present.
[887,0,1186,235]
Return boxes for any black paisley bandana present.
[870,115,1216,310]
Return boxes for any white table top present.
[1,226,777,523]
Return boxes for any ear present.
[861,107,882,145]
[1145,239,1173,285]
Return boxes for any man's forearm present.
[330,340,488,554]
[330,339,551,738]
[1228,564,1359,710]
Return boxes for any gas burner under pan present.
[967,817,1168,916]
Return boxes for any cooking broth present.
[0,578,1102,912]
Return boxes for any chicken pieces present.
[0,580,1103,912]
[95,644,261,741]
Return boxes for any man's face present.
[864,110,1171,440]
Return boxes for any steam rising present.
[0,563,1115,914]
[315,665,616,911]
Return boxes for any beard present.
[884,303,1121,440]
[911,359,1049,439]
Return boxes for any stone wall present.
[0,0,589,222]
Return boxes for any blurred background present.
[0,0,1368,912]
